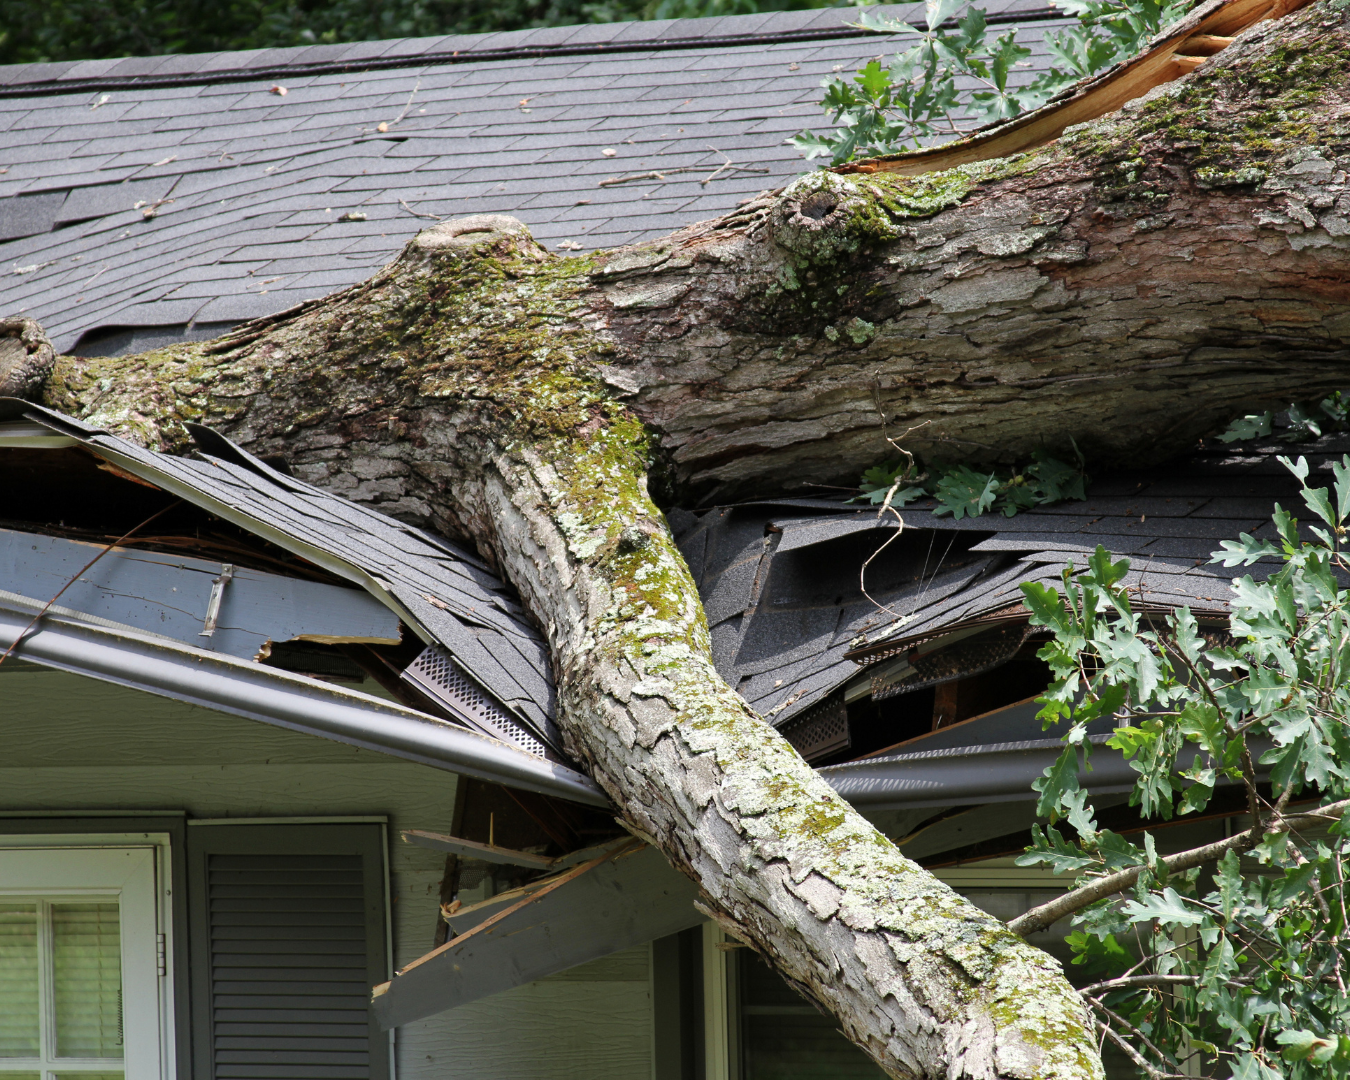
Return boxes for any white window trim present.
[0,833,176,1080]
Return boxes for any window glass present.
[739,950,885,1080]
[0,905,40,1058]
[52,904,123,1060]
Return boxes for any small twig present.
[390,78,422,127]
[0,501,181,669]
[701,145,734,186]
[398,198,442,222]
[599,163,770,188]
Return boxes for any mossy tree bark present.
[10,5,1350,1076]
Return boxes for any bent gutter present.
[820,735,1272,810]
[0,604,607,808]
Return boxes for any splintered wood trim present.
[833,0,1312,178]
[401,828,556,868]
[95,459,162,489]
[374,838,641,990]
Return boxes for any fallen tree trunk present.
[8,3,1350,1076]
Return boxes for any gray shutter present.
[188,824,389,1080]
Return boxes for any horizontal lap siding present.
[204,851,377,1080]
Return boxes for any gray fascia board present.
[0,602,606,806]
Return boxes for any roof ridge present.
[0,2,1062,97]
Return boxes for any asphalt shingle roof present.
[675,435,1347,727]
[13,401,558,751]
[0,1,1071,352]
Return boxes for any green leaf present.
[1217,411,1273,442]
[1020,580,1071,635]
[1279,453,1311,484]
[1122,886,1204,927]
[1066,930,1133,974]
[925,0,964,31]
[932,465,1000,519]
[855,59,892,100]
[1278,1029,1338,1064]
[1033,745,1081,820]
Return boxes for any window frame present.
[0,819,185,1080]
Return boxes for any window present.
[0,844,170,1080]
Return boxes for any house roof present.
[0,400,603,797]
[0,1,1073,353]
[675,432,1326,729]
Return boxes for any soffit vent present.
[402,645,549,759]
[780,694,849,763]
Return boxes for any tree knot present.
[0,316,56,402]
[771,173,876,261]
[409,214,548,263]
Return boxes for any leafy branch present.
[1008,456,1350,1077]
[854,447,1087,518]
[1218,392,1348,444]
[794,0,1192,166]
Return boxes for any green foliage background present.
[0,0,860,65]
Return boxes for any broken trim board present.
[0,527,401,661]
[371,842,702,1027]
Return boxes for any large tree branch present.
[10,5,1349,1076]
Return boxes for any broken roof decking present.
[0,1,1075,353]
[6,401,557,744]
[676,435,1331,727]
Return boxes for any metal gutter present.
[819,736,1129,810]
[0,603,608,807]
[821,734,1271,810]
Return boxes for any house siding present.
[0,665,653,1080]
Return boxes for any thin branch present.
[1090,998,1176,1072]
[1092,1020,1185,1080]
[399,198,442,222]
[1008,797,1350,936]
[1078,973,1252,995]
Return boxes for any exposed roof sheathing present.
[0,2,1071,352]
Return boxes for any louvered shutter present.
[188,824,389,1080]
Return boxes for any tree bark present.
[14,5,1350,1076]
